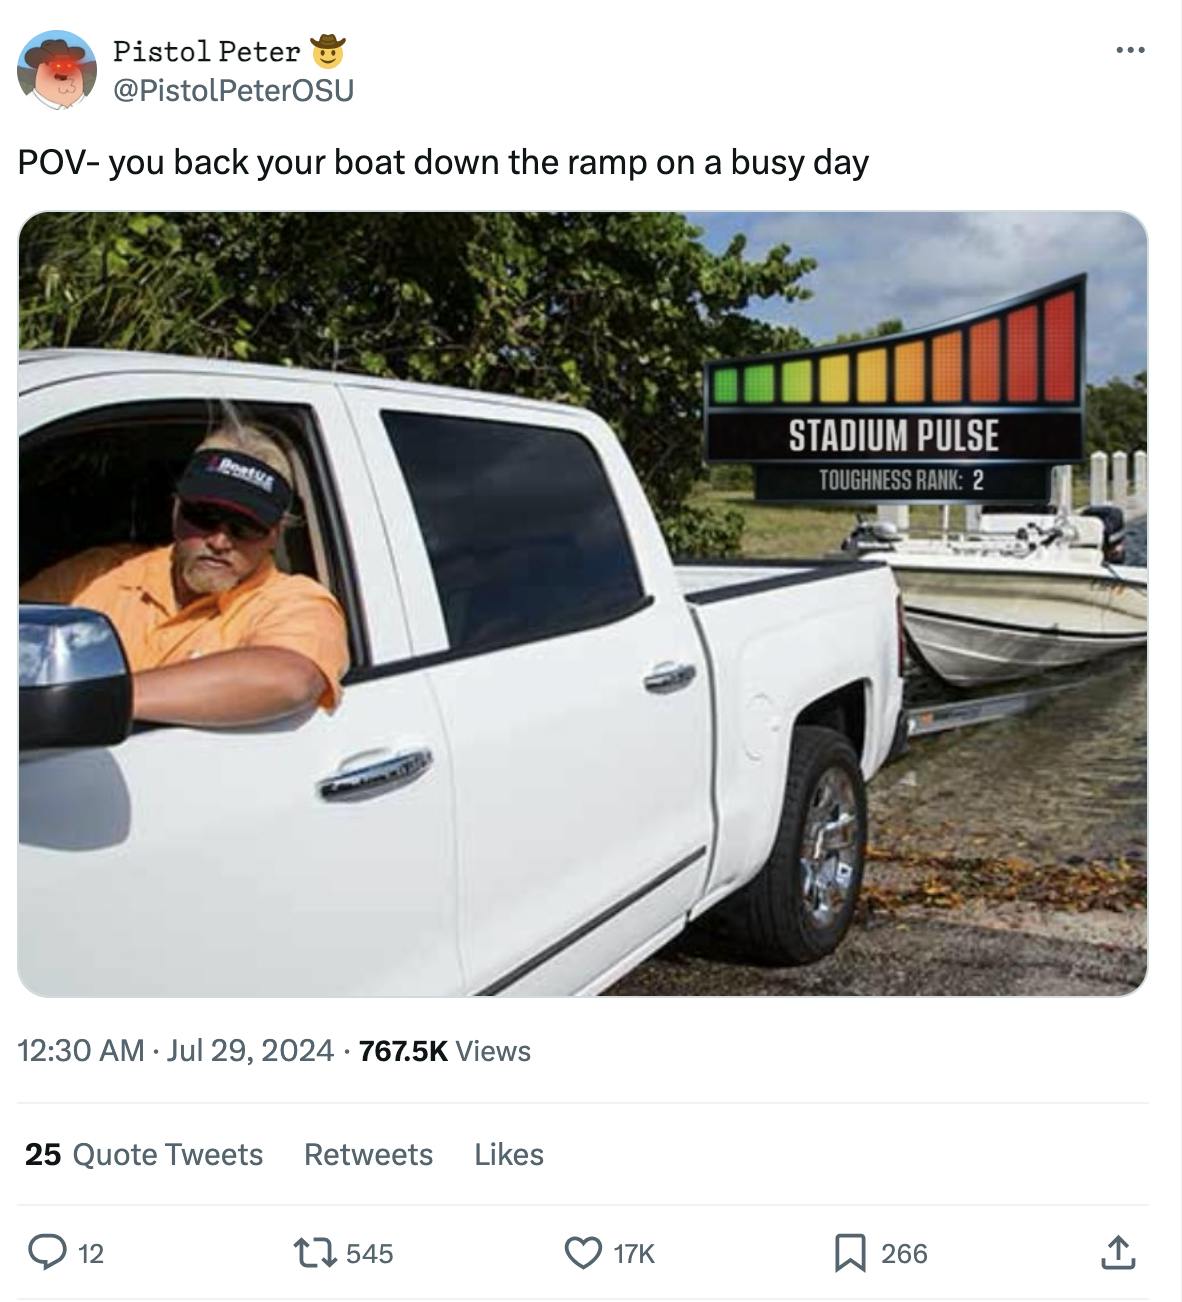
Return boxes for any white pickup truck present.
[19,350,905,996]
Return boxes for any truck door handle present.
[317,747,434,801]
[644,661,697,694]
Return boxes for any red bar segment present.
[969,319,1000,402]
[1043,291,1076,401]
[1007,305,1038,401]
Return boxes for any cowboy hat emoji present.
[310,33,345,68]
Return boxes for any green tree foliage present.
[1085,372,1146,455]
[20,213,817,555]
[831,318,904,344]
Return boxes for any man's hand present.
[131,646,329,727]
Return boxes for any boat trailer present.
[903,677,1089,740]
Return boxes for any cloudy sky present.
[688,212,1146,382]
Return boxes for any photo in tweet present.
[18,210,1147,997]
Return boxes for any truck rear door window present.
[383,412,644,653]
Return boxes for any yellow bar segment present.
[856,349,887,402]
[894,341,925,402]
[819,354,850,403]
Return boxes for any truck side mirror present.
[19,605,133,751]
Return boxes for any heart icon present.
[564,1235,603,1270]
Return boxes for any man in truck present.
[20,424,349,727]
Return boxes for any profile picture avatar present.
[17,30,96,109]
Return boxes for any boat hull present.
[888,562,1147,686]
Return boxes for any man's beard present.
[176,552,242,597]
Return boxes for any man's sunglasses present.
[178,501,271,543]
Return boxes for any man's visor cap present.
[176,450,292,529]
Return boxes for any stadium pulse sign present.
[704,275,1085,503]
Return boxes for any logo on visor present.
[209,454,277,494]
[18,30,96,109]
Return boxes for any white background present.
[5,1,1179,1298]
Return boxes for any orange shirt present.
[20,545,349,710]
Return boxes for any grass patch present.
[692,485,949,559]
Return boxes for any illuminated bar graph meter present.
[704,275,1085,502]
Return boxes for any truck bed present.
[675,556,878,603]
[673,554,902,914]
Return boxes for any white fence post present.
[964,505,982,533]
[1050,465,1073,512]
[1111,450,1128,508]
[876,504,909,532]
[1133,450,1147,509]
[1058,465,1073,511]
[1090,451,1108,505]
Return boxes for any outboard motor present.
[1081,504,1127,563]
[842,518,900,554]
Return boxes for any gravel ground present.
[609,913,1145,996]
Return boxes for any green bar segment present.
[781,359,812,402]
[712,367,738,404]
[742,363,775,403]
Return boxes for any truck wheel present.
[722,725,866,965]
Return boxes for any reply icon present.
[835,1233,867,1273]
[27,1233,67,1270]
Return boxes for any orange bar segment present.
[894,341,925,402]
[969,319,1000,401]
[931,332,962,402]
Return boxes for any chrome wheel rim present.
[799,766,859,929]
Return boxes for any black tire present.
[719,725,867,965]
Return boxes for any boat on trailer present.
[843,507,1147,687]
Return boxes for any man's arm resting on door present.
[132,647,329,726]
